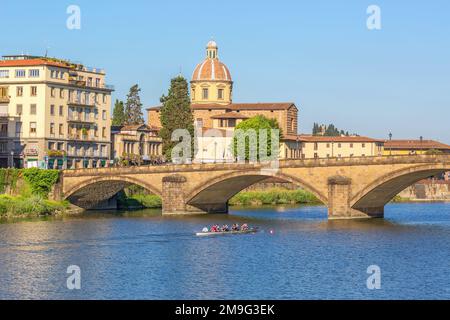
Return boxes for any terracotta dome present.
[192,59,232,82]
[191,41,232,82]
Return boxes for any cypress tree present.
[112,99,126,126]
[124,84,144,125]
[159,76,194,161]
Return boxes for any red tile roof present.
[283,134,384,143]
[210,112,249,119]
[191,102,297,111]
[147,103,297,112]
[384,140,450,150]
[0,58,69,68]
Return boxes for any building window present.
[50,87,55,97]
[30,104,37,115]
[15,69,25,78]
[29,69,40,77]
[95,78,100,87]
[192,89,195,99]
[102,127,106,138]
[59,124,64,136]
[350,143,353,148]
[362,143,366,148]
[30,122,37,134]
[218,89,224,100]
[50,123,55,135]
[0,87,8,99]
[0,70,9,78]
[15,122,22,137]
[16,86,23,97]
[0,124,7,137]
[338,143,342,148]
[314,142,318,151]
[102,110,107,120]
[326,143,330,148]
[16,104,22,115]
[31,86,37,96]
[50,105,55,116]
[103,94,107,104]
[60,88,64,99]
[314,153,318,159]
[202,88,209,99]
[59,105,64,116]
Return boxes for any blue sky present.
[1,0,449,142]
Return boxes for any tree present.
[312,123,320,136]
[425,149,443,155]
[124,84,144,125]
[112,99,126,125]
[232,115,283,161]
[159,76,194,161]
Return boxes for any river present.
[1,202,450,299]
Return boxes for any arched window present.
[202,88,209,100]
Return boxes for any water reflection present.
[0,203,449,299]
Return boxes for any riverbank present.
[0,194,69,218]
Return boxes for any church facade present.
[146,41,386,161]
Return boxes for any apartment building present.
[0,55,113,168]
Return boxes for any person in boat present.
[241,223,249,231]
[221,224,229,232]
[202,227,209,233]
[232,224,239,231]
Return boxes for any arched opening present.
[186,171,327,213]
[352,167,449,214]
[64,176,161,210]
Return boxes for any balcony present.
[68,77,114,91]
[67,115,95,124]
[67,97,96,108]
[68,133,96,141]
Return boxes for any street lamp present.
[214,141,217,163]
[10,151,14,168]
[388,132,393,156]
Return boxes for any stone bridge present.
[59,155,450,219]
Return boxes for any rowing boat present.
[195,228,258,237]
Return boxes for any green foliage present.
[112,99,126,126]
[124,84,144,125]
[425,149,444,155]
[229,188,321,206]
[232,115,282,161]
[312,123,353,137]
[0,169,20,194]
[117,191,162,209]
[21,168,60,198]
[0,194,69,218]
[159,76,194,161]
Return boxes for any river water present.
[0,202,450,300]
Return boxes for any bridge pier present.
[327,176,383,219]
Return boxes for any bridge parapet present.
[61,154,450,219]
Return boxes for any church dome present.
[191,41,232,82]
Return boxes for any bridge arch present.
[351,163,449,213]
[185,170,327,213]
[64,175,162,209]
